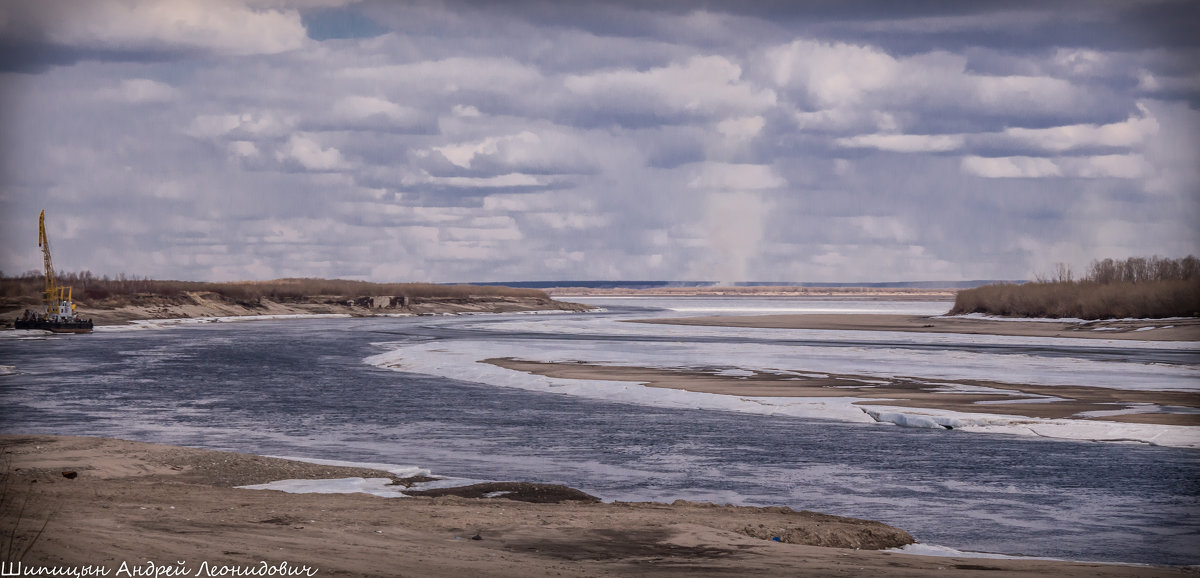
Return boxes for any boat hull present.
[14,319,94,333]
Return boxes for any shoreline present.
[636,313,1200,341]
[2,434,1189,576]
[548,287,957,299]
[1,292,591,328]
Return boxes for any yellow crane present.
[39,209,75,320]
[15,210,91,332]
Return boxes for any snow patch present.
[264,455,431,478]
[238,477,406,497]
[713,368,755,377]
[889,543,1062,560]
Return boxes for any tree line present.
[952,255,1200,319]
[0,272,551,303]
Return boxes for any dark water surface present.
[1,315,1198,565]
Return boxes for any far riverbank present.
[2,291,591,328]
[638,312,1200,341]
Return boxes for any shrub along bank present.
[949,256,1200,319]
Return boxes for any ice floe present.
[96,314,353,332]
[365,309,1199,449]
[238,477,405,497]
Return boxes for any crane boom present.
[34,210,76,321]
[39,210,58,307]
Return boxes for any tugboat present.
[13,210,93,334]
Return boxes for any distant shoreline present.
[2,292,592,328]
[638,312,1200,341]
[548,286,958,299]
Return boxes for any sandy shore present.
[637,313,1200,341]
[2,293,590,328]
[1,435,1186,577]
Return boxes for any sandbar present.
[486,359,1200,426]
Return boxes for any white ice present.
[236,457,486,497]
[237,477,407,497]
[888,543,1152,567]
[888,543,1063,560]
[366,301,1200,448]
[95,314,353,332]
[264,455,431,478]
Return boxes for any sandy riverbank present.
[1,435,1186,577]
[1,292,590,328]
[637,313,1200,341]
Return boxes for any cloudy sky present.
[1,1,1197,283]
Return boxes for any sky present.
[1,0,1197,283]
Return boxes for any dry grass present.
[0,272,551,307]
[950,256,1200,319]
[949,280,1200,319]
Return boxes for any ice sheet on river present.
[365,313,1199,448]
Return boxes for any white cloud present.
[17,0,309,55]
[1060,154,1150,179]
[846,216,916,243]
[186,114,243,139]
[434,132,542,169]
[329,96,423,130]
[792,108,898,133]
[442,221,523,242]
[969,74,1078,114]
[98,78,179,103]
[997,104,1159,152]
[688,163,784,190]
[277,133,346,171]
[413,173,545,188]
[186,112,290,139]
[961,156,1062,178]
[228,141,260,157]
[767,39,900,108]
[527,212,611,230]
[716,115,765,142]
[768,39,1089,128]
[794,243,962,283]
[837,104,1160,157]
[426,129,594,176]
[835,133,965,152]
[481,192,563,212]
[960,154,1149,179]
[451,104,481,118]
[342,57,543,95]
[564,55,777,119]
[1052,48,1108,77]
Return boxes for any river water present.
[1,298,1197,565]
